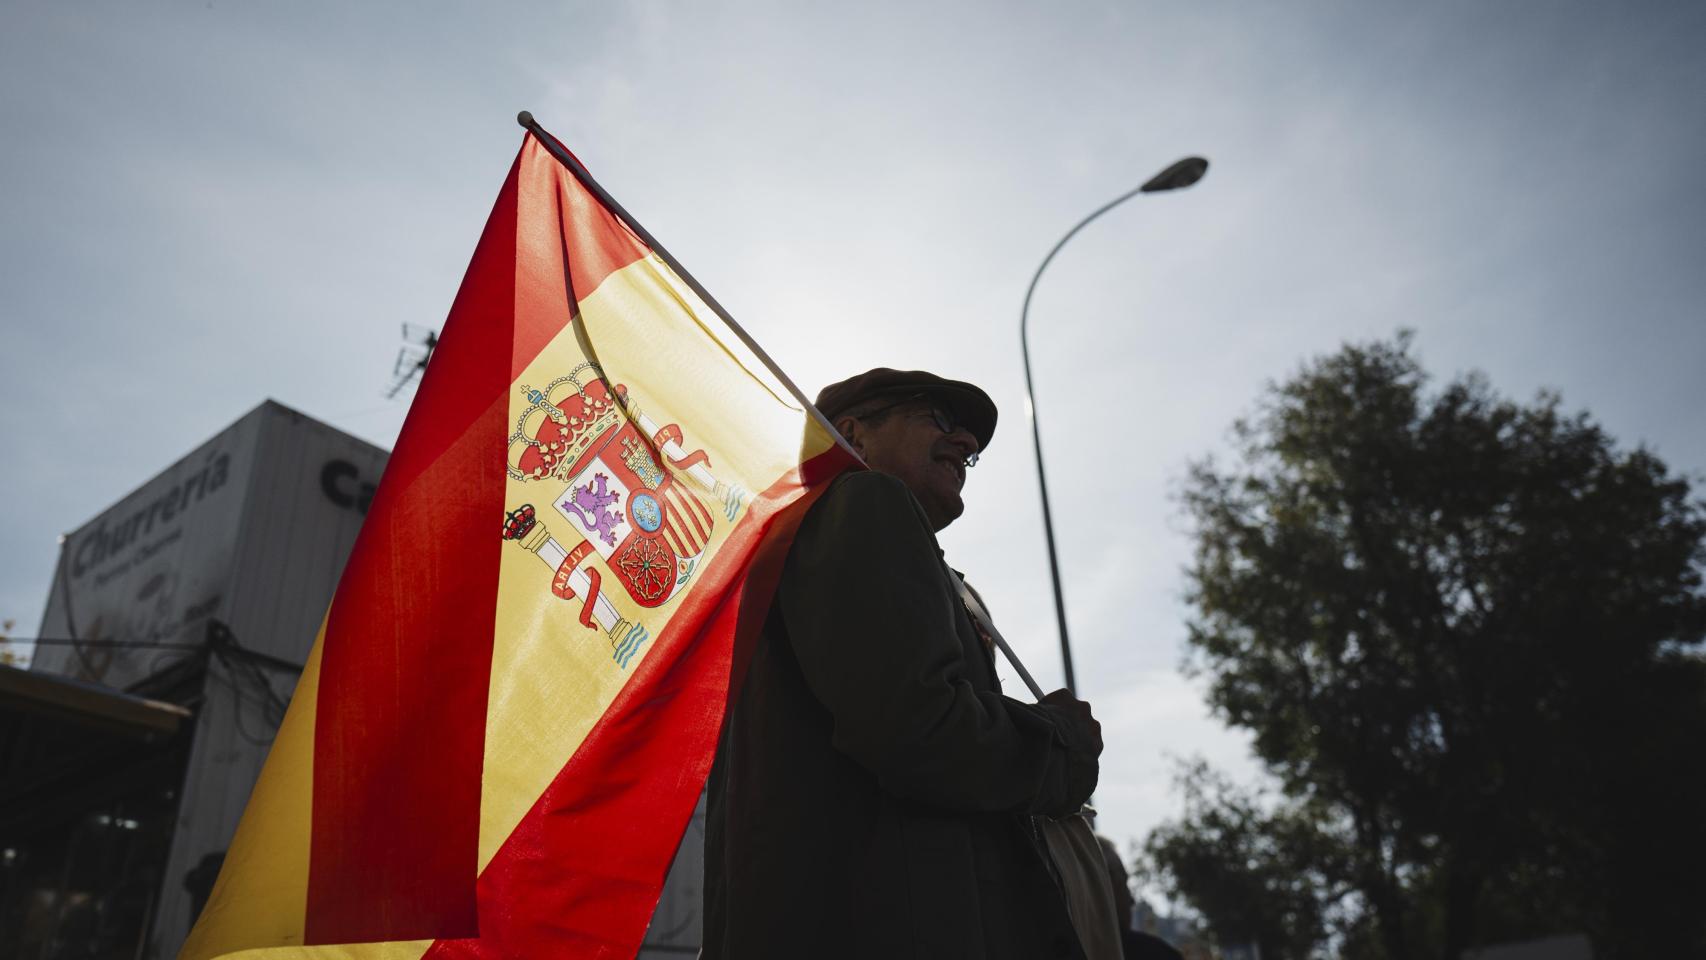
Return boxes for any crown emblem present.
[506,364,623,482]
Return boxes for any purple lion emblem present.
[562,473,624,546]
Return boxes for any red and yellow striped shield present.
[180,126,855,960]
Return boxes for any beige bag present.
[1037,809,1125,960]
[952,575,1124,960]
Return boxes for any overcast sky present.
[4,0,1704,858]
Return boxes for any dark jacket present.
[703,470,1099,959]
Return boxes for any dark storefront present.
[0,656,199,958]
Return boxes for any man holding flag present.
[702,369,1104,959]
[178,113,1098,960]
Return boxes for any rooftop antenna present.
[385,323,439,399]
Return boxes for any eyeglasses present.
[853,394,980,468]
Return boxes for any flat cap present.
[814,367,998,452]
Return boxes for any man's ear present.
[833,415,863,454]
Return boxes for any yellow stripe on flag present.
[478,251,836,868]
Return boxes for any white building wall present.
[32,408,264,689]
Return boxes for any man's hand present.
[1039,688,1103,757]
[1033,688,1102,812]
[1030,692,1098,811]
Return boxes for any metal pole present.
[1020,158,1208,695]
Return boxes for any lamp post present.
[1019,156,1209,694]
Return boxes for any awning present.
[0,663,192,738]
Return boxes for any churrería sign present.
[72,452,232,580]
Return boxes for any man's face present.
[837,396,981,532]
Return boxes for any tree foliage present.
[0,619,22,668]
[1140,760,1345,959]
[1145,335,1706,959]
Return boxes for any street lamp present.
[1019,156,1209,694]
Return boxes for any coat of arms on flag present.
[502,364,744,668]
[177,113,857,960]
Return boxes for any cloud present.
[1091,668,1259,849]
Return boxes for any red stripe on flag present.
[305,156,525,942]
[662,492,704,555]
[665,486,699,546]
[683,487,714,543]
[421,447,856,959]
[689,487,715,537]
[672,487,713,549]
[661,504,690,557]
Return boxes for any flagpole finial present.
[517,110,535,129]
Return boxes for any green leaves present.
[1149,335,1706,958]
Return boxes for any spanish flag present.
[180,116,856,959]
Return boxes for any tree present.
[1140,760,1346,959]
[0,618,23,668]
[1149,334,1706,958]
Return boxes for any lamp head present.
[1140,156,1209,193]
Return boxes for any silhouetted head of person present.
[815,368,996,532]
